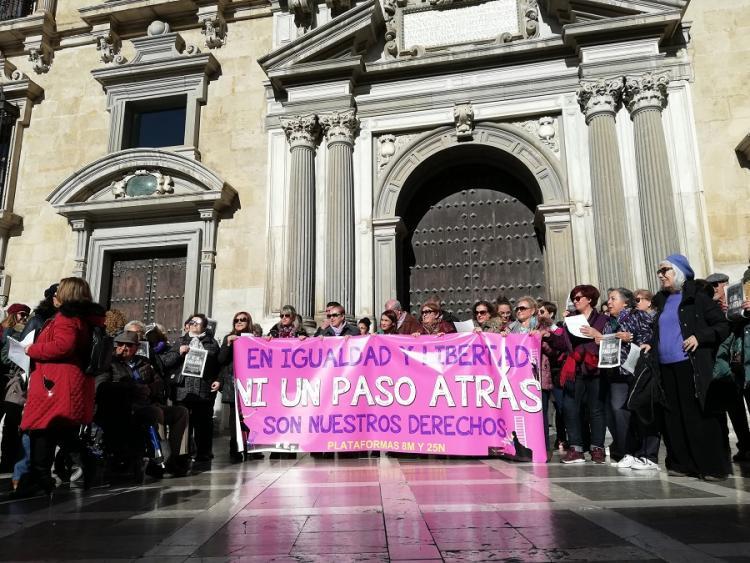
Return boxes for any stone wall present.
[685,0,750,280]
[3,7,274,334]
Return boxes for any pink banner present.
[234,332,546,462]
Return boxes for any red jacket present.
[21,301,106,431]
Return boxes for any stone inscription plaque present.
[402,0,519,49]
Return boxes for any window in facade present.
[0,0,35,22]
[122,95,187,149]
[0,96,19,202]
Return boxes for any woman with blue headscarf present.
[650,254,730,480]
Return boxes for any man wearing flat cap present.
[96,331,190,477]
[707,272,730,313]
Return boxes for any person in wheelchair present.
[95,331,190,478]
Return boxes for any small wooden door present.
[108,249,187,342]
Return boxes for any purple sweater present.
[658,292,688,364]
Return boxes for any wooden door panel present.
[109,258,152,325]
[409,188,544,319]
[151,256,187,342]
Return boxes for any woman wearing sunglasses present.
[216,312,263,462]
[505,297,539,334]
[268,305,307,339]
[412,301,456,337]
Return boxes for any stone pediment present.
[260,0,689,94]
[47,149,237,222]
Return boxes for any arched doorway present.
[373,124,575,314]
[396,146,545,317]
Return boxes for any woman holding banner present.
[378,310,399,335]
[268,305,307,339]
[412,301,456,337]
[217,312,263,462]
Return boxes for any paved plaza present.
[1,452,749,562]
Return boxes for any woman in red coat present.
[16,277,106,497]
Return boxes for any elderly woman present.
[506,296,539,334]
[378,310,399,335]
[635,289,656,317]
[269,305,307,339]
[585,288,656,468]
[548,285,609,464]
[471,301,497,330]
[412,301,456,336]
[651,254,730,480]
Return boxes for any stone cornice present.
[562,11,683,52]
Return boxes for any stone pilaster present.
[577,77,632,290]
[280,114,320,326]
[198,208,218,316]
[320,110,357,318]
[623,72,679,273]
[70,218,91,279]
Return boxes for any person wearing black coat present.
[320,305,359,337]
[217,311,263,462]
[168,314,220,462]
[650,254,730,480]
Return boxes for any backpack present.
[83,325,113,377]
[626,352,665,425]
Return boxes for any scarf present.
[277,324,297,338]
[560,347,599,387]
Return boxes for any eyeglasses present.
[711,282,721,288]
[234,318,249,324]
[573,295,585,302]
[421,310,436,316]
[635,297,648,303]
[538,309,547,315]
[515,306,530,312]
[656,267,673,276]
[326,313,342,319]
[116,342,137,348]
[188,320,201,326]
[16,312,28,318]
[280,313,292,319]
[475,309,489,316]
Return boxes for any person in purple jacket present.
[649,254,730,480]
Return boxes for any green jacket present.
[713,316,750,386]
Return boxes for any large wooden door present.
[108,249,187,342]
[407,188,544,318]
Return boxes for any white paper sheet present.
[454,320,476,333]
[564,315,592,339]
[8,331,34,375]
[622,343,641,374]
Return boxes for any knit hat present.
[44,283,59,300]
[665,254,694,280]
[6,303,30,316]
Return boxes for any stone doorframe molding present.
[373,122,575,309]
[47,148,237,317]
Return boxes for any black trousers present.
[0,401,23,469]
[725,375,750,453]
[660,361,731,476]
[28,425,79,490]
[178,397,215,459]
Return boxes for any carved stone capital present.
[623,72,670,116]
[198,11,227,49]
[280,114,320,149]
[577,78,623,122]
[0,56,25,82]
[320,110,358,145]
[24,36,52,74]
[94,28,126,65]
[454,102,474,141]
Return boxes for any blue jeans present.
[12,432,30,481]
[564,377,606,451]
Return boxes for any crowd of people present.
[0,252,749,498]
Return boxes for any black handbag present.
[626,352,666,425]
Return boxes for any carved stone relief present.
[454,102,474,141]
[510,116,560,156]
[110,170,175,199]
[376,132,418,174]
[95,29,126,65]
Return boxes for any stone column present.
[373,217,406,314]
[70,218,91,279]
[280,114,320,326]
[577,78,632,291]
[623,72,679,273]
[198,208,218,316]
[320,110,358,318]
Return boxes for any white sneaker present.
[631,457,660,471]
[615,454,636,468]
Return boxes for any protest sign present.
[727,282,750,321]
[598,334,621,368]
[182,347,208,378]
[233,332,546,462]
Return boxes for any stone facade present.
[0,0,744,334]
[685,0,750,279]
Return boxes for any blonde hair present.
[56,277,93,304]
[516,296,538,312]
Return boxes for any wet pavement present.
[1,451,750,562]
